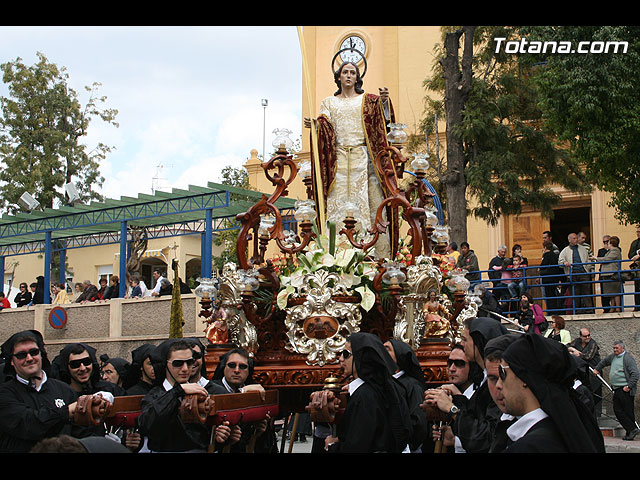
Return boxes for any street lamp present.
[261,99,268,161]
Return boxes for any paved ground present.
[276,429,640,454]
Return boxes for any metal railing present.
[468,258,640,316]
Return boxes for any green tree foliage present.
[419,26,589,238]
[0,52,118,212]
[520,25,640,225]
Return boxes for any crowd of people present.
[1,268,194,311]
[461,228,640,316]
[0,330,277,453]
[0,316,636,454]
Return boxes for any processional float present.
[198,123,481,417]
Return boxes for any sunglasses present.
[68,356,92,369]
[498,364,510,381]
[339,349,352,360]
[12,348,40,360]
[226,362,248,370]
[191,350,202,360]
[447,359,467,368]
[168,358,195,368]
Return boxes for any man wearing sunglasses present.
[0,330,83,452]
[496,334,605,453]
[137,339,238,452]
[211,347,277,453]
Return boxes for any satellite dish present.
[18,192,40,211]
[64,182,81,204]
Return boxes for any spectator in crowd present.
[456,242,480,283]
[150,269,166,297]
[511,244,528,268]
[0,292,10,310]
[597,235,613,312]
[542,231,560,255]
[593,235,623,312]
[129,277,143,299]
[543,315,572,345]
[488,246,508,300]
[97,278,108,300]
[73,282,83,300]
[578,231,594,257]
[594,341,640,441]
[506,254,527,299]
[515,293,547,335]
[446,242,460,263]
[103,275,120,300]
[474,283,502,318]
[74,280,99,304]
[627,225,640,311]
[568,327,602,417]
[539,240,563,313]
[13,282,32,307]
[559,233,595,314]
[31,276,45,305]
[52,283,71,305]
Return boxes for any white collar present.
[222,376,243,393]
[16,370,47,391]
[348,377,365,396]
[462,382,476,399]
[196,376,209,387]
[506,408,548,442]
[163,378,175,391]
[393,370,405,379]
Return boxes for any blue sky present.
[0,26,303,201]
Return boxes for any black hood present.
[388,338,425,387]
[1,330,50,377]
[123,343,157,390]
[50,342,102,386]
[503,334,605,453]
[468,317,508,360]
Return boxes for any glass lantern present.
[425,206,439,227]
[433,224,450,244]
[342,200,358,220]
[294,199,317,223]
[272,128,294,151]
[448,269,471,293]
[410,153,430,175]
[194,277,218,299]
[387,123,408,145]
[258,214,276,237]
[238,269,260,292]
[298,160,312,180]
[382,262,406,286]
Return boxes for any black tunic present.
[329,381,404,453]
[0,376,78,453]
[503,417,569,453]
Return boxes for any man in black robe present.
[424,317,507,453]
[123,343,157,396]
[385,338,429,452]
[137,338,238,452]
[497,333,605,453]
[325,332,412,453]
[0,330,82,453]
[210,347,278,453]
[100,356,130,389]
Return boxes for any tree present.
[213,165,254,272]
[0,52,118,213]
[522,25,640,225]
[419,27,589,243]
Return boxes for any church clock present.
[339,34,366,64]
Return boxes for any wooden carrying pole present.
[297,26,326,235]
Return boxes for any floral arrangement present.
[275,221,378,312]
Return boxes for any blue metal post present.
[202,208,213,278]
[58,245,66,285]
[44,231,52,304]
[119,221,127,298]
[0,256,4,293]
